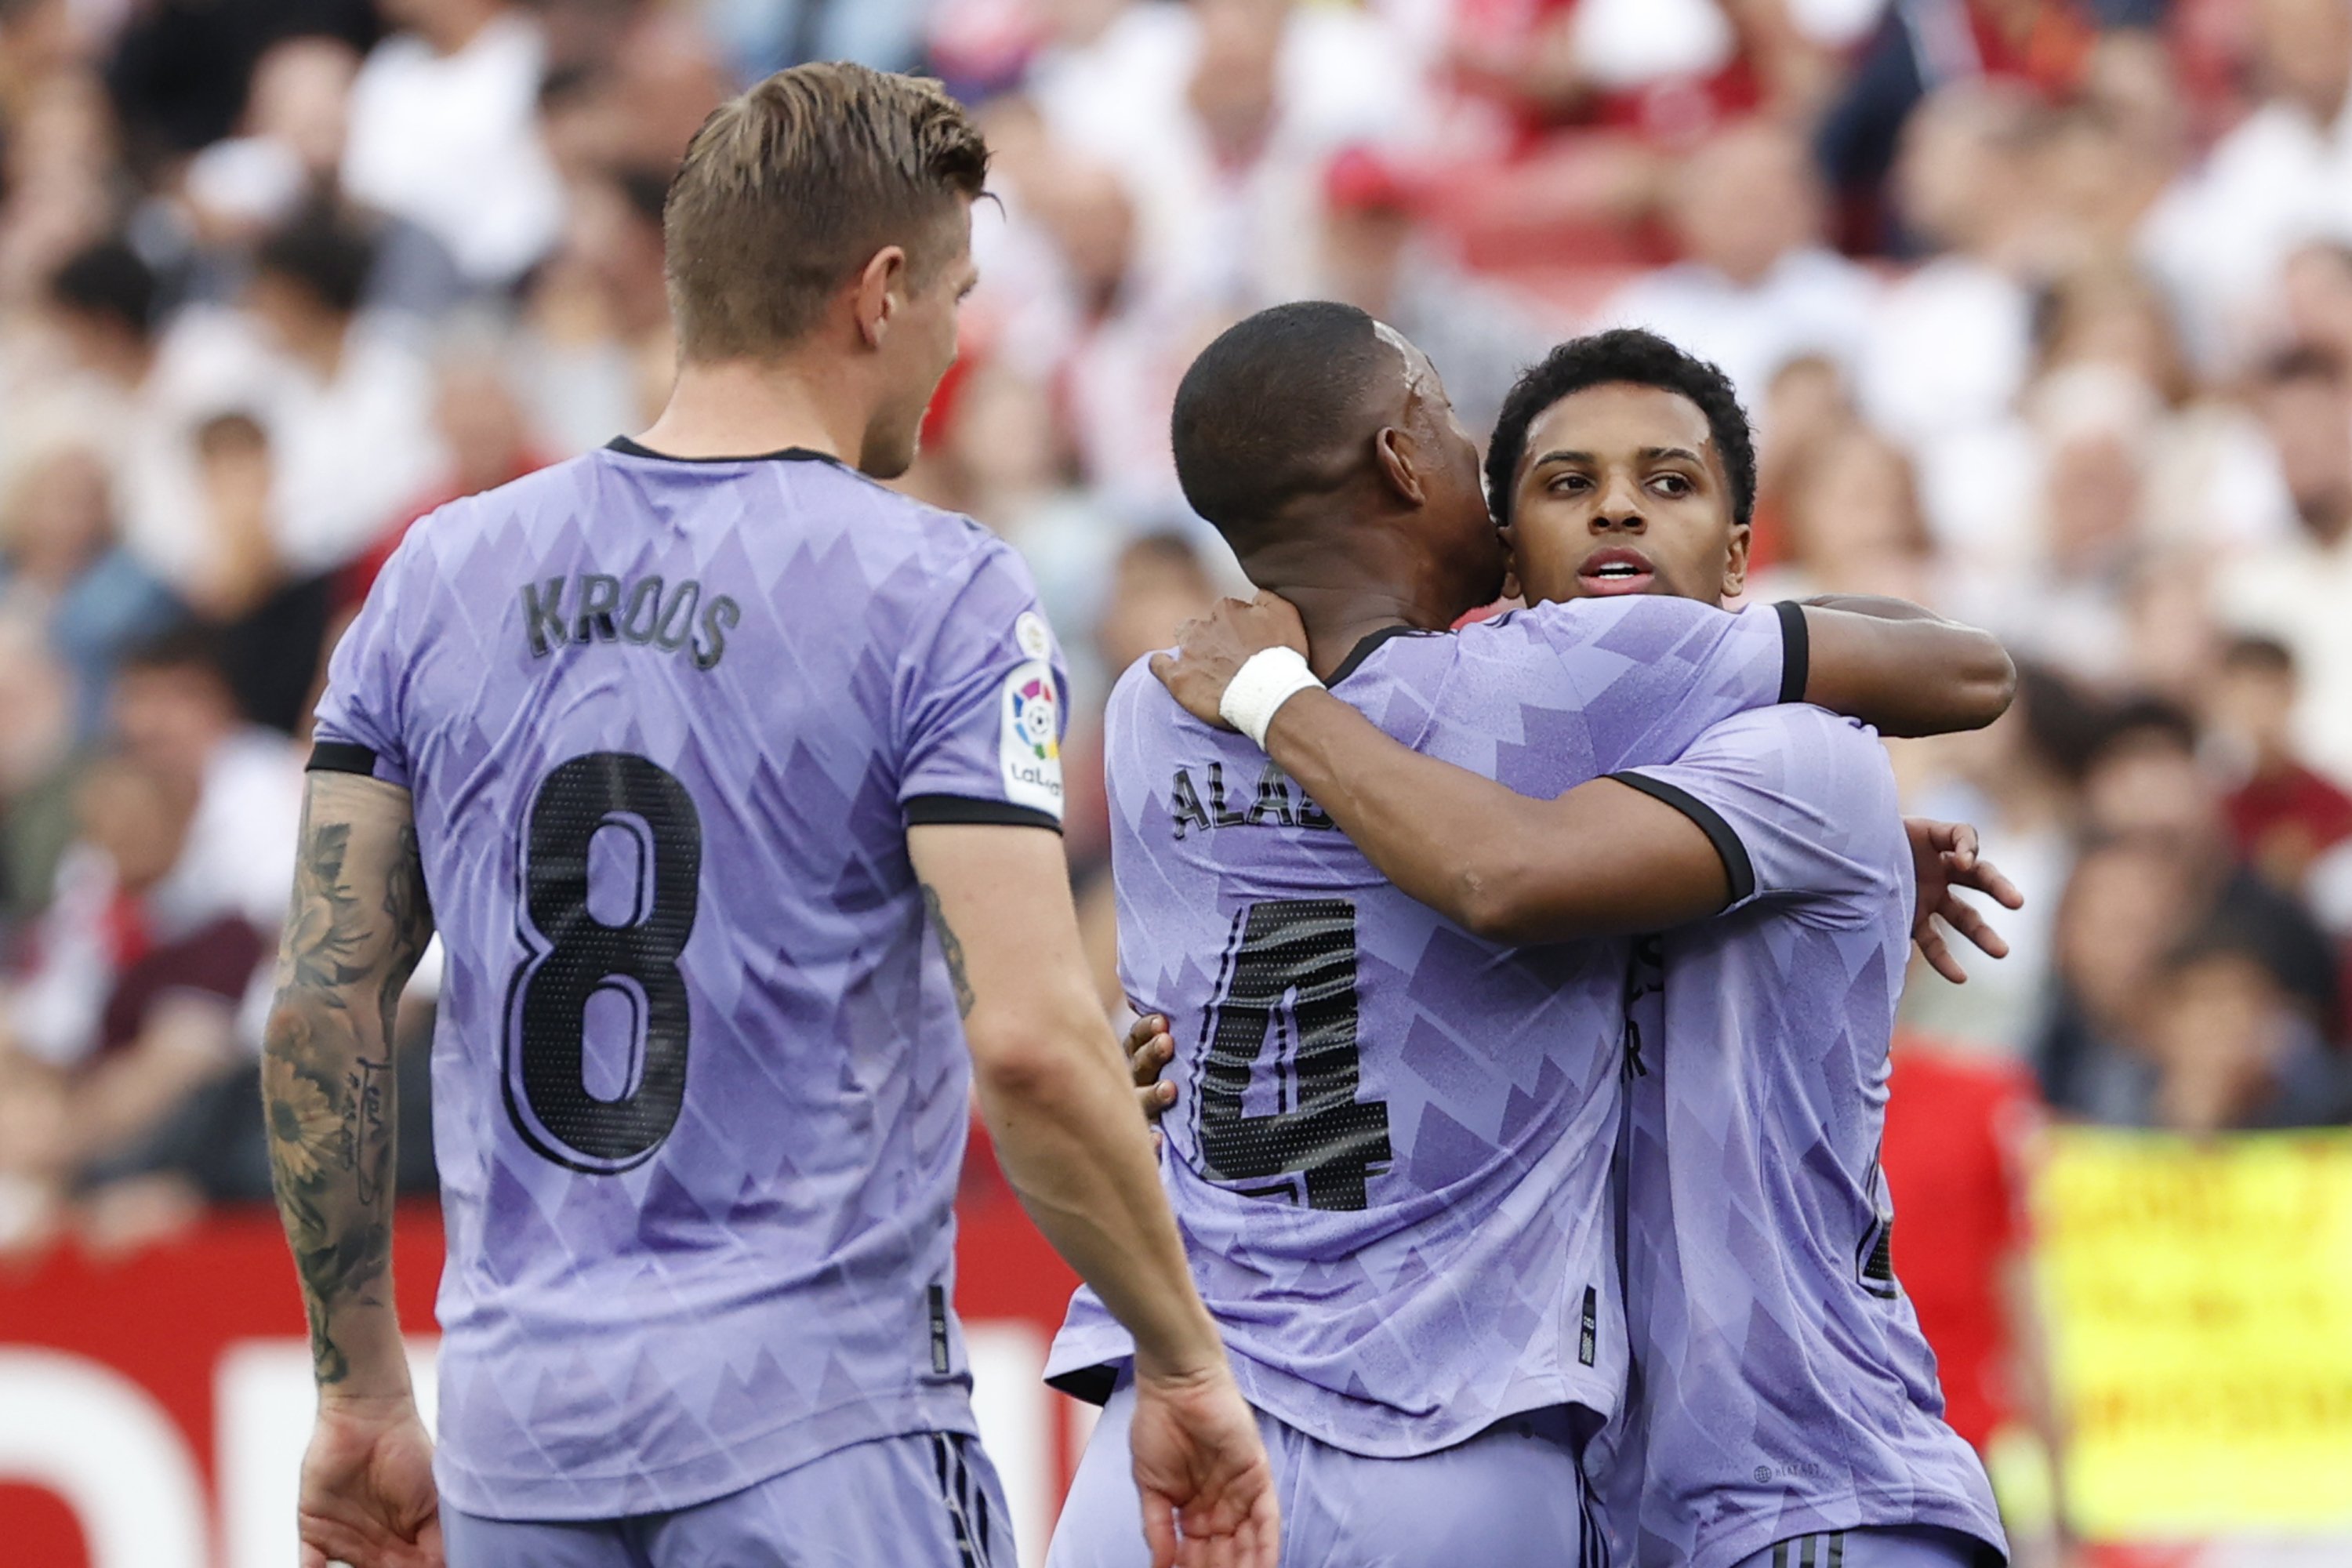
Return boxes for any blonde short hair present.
[663,63,989,360]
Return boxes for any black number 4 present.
[503,753,702,1173]
[1198,899,1392,1211]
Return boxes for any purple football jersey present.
[1046,597,1795,1457]
[309,441,1071,1519]
[1595,704,2006,1568]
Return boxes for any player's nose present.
[1591,470,1646,530]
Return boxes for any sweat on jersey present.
[308,440,1071,1520]
[1045,595,1798,1457]
[1595,704,2008,1568]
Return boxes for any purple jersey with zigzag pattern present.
[1595,704,2006,1568]
[1047,596,1795,1456]
[309,440,1071,1520]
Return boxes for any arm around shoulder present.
[1797,600,2016,738]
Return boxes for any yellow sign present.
[2034,1128,2352,1537]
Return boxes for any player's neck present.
[1243,528,1467,681]
[1268,582,1458,683]
[638,357,869,466]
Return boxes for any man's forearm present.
[909,826,1229,1380]
[1262,691,1734,942]
[263,775,432,1399]
[1262,690,1551,936]
[1799,603,2016,737]
[967,1005,1226,1377]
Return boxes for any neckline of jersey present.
[604,435,844,466]
[1327,622,1438,685]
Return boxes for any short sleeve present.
[309,528,424,788]
[1515,595,1799,772]
[1606,703,1905,927]
[897,540,1072,832]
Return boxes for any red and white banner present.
[0,1132,1089,1568]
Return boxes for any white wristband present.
[1218,647,1323,750]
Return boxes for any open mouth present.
[1577,548,1657,596]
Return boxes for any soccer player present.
[261,64,1276,1568]
[1046,307,2008,1566]
[1152,328,2013,1568]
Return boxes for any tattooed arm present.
[906,822,1278,1566]
[264,770,443,1568]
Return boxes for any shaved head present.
[1171,301,1406,552]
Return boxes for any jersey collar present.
[604,436,844,466]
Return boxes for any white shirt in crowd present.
[2140,93,2352,371]
[1599,247,1881,419]
[341,9,564,287]
[2219,528,2352,789]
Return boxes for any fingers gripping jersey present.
[310,444,1070,1519]
[1598,706,2007,1568]
[1047,597,1795,1456]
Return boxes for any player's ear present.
[1373,425,1427,507]
[1722,517,1753,599]
[1498,521,1523,604]
[853,245,908,349]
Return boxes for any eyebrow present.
[1527,446,1705,467]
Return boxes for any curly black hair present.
[1485,328,1757,531]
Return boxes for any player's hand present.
[1128,1013,1178,1127]
[1151,592,1311,728]
[297,1394,442,1568]
[1904,818,2024,985]
[1128,1361,1281,1568]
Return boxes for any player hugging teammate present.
[265,55,2016,1568]
[1066,310,2020,1568]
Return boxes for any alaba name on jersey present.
[310,440,1069,1519]
[1595,703,2007,1568]
[1046,595,1798,1457]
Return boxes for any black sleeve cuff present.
[307,741,379,775]
[1773,601,1809,706]
[904,795,1064,833]
[1606,771,1756,905]
[1044,1363,1120,1406]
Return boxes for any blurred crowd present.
[2,0,2350,1472]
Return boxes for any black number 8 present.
[503,753,702,1172]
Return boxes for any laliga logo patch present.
[1000,658,1064,817]
[1013,675,1058,761]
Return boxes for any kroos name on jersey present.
[521,572,742,670]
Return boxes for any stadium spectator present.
[1858,82,2043,462]
[2122,927,2352,1132]
[241,213,443,579]
[0,441,179,737]
[2209,635,2352,902]
[340,339,551,610]
[180,38,364,249]
[339,0,566,286]
[1,753,263,1192]
[0,622,79,929]
[2215,345,2352,786]
[1743,420,1936,603]
[1309,146,1557,439]
[2076,699,2341,1029]
[2140,0,2352,367]
[1599,118,1878,410]
[107,630,301,936]
[514,163,677,457]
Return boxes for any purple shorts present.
[443,1429,1011,1568]
[1046,1375,1602,1568]
[1729,1526,2005,1568]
